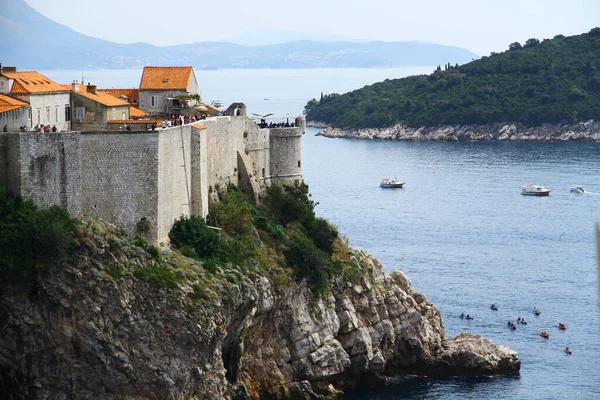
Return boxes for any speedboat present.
[380,178,405,188]
[570,185,585,194]
[522,184,550,196]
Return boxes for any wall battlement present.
[0,114,305,244]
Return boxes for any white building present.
[138,66,199,116]
[0,93,28,132]
[0,66,71,131]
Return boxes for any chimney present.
[72,80,80,92]
[87,84,97,95]
[1,66,17,73]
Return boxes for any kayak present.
[540,332,549,339]
[564,349,572,355]
[534,311,541,316]
[466,316,474,320]
[558,324,567,330]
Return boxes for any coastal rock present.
[0,221,520,399]
[315,120,600,141]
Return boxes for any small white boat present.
[521,184,550,196]
[570,185,585,194]
[380,177,405,188]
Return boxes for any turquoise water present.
[43,67,600,399]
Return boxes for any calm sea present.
[43,67,600,399]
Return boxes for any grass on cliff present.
[169,183,350,295]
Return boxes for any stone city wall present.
[80,132,160,241]
[0,115,305,244]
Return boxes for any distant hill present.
[222,26,368,46]
[305,29,600,129]
[0,0,478,70]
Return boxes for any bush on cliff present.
[169,216,225,260]
[0,188,75,286]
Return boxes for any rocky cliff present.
[312,120,600,141]
[0,218,519,399]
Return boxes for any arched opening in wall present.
[262,168,265,177]
[298,160,301,168]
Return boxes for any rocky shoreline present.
[312,120,600,141]
[0,219,520,399]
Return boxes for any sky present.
[23,0,600,55]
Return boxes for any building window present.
[65,105,71,121]
[76,107,84,123]
[55,106,59,122]
[132,98,138,104]
[298,160,301,168]
[37,108,41,125]
[0,81,4,87]
[28,108,32,126]
[46,106,50,123]
[151,95,159,107]
[262,168,265,177]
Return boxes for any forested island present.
[305,28,600,131]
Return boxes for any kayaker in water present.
[491,304,498,310]
[564,347,572,354]
[558,322,566,330]
[460,312,465,319]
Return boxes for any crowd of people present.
[258,120,295,129]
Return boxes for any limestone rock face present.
[315,120,600,141]
[0,235,519,399]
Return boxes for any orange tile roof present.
[139,66,193,90]
[107,120,162,124]
[0,93,28,113]
[72,86,130,107]
[99,88,140,103]
[2,71,69,94]
[129,107,147,117]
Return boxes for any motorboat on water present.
[570,185,585,194]
[521,184,550,196]
[380,178,405,188]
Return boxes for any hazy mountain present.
[222,26,368,46]
[0,0,479,70]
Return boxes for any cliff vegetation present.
[305,28,600,129]
[0,185,519,399]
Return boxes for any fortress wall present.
[8,133,82,214]
[80,132,159,241]
[190,126,208,219]
[156,126,193,245]
[269,127,303,186]
[243,119,271,188]
[203,116,246,194]
[0,133,23,195]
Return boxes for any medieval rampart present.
[0,114,305,244]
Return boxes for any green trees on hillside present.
[305,28,600,129]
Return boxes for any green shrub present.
[0,188,75,285]
[208,187,254,237]
[169,216,225,259]
[263,182,317,227]
[308,218,338,255]
[134,266,178,289]
[284,236,330,294]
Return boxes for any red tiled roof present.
[99,88,140,103]
[70,85,129,107]
[2,71,69,94]
[139,66,193,90]
[0,93,28,113]
[129,107,147,118]
[107,120,162,124]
